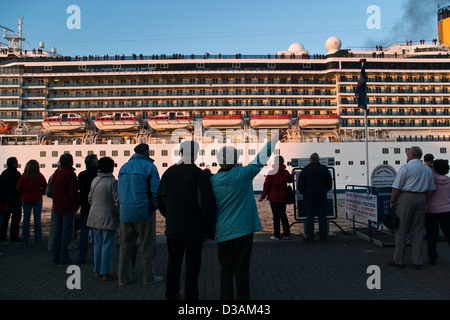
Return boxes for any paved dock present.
[1,231,450,303]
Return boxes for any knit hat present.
[134,143,149,154]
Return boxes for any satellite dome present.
[288,42,305,52]
[325,36,342,54]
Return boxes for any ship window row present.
[342,119,450,127]
[7,74,450,87]
[40,148,273,158]
[340,87,450,94]
[22,62,336,74]
[341,98,450,105]
[43,89,337,98]
[340,75,450,83]
[41,78,336,86]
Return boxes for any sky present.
[0,0,448,57]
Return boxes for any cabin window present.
[395,160,401,165]
[394,148,401,154]
[40,164,45,168]
[162,163,168,167]
[335,161,341,165]
[440,148,447,154]
[52,151,58,157]
[100,151,106,157]
[149,150,155,157]
[383,161,389,165]
[382,148,389,154]
[87,150,94,155]
[360,161,365,165]
[249,149,256,155]
[199,150,205,156]
[112,150,118,157]
[40,151,46,157]
[335,149,340,154]
[161,150,168,156]
[124,150,130,157]
[348,161,353,165]
[75,151,82,157]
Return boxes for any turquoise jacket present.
[118,154,160,223]
[210,142,273,243]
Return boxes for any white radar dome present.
[288,42,305,52]
[325,36,342,54]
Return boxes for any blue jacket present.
[118,154,160,223]
[210,142,273,242]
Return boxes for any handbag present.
[286,185,295,205]
[383,209,399,230]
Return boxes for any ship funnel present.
[438,5,450,47]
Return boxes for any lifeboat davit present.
[250,114,292,129]
[202,114,245,129]
[42,113,87,132]
[147,112,194,130]
[94,112,141,131]
[0,122,13,134]
[298,114,340,129]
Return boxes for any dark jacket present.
[297,162,332,205]
[0,176,10,213]
[158,162,216,241]
[1,167,21,206]
[51,165,80,214]
[77,166,98,215]
[260,164,293,203]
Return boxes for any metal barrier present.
[344,185,392,242]
[290,167,346,233]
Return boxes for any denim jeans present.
[269,201,291,238]
[92,228,116,275]
[52,213,74,265]
[22,201,43,243]
[304,204,328,241]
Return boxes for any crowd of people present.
[1,138,450,299]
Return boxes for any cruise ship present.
[0,7,449,191]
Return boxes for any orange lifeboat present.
[202,114,245,129]
[147,112,194,130]
[94,112,141,131]
[42,113,87,132]
[298,114,340,129]
[250,114,292,129]
[0,122,13,134]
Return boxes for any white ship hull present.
[1,137,447,192]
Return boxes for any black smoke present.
[367,0,445,47]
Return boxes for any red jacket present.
[51,166,80,214]
[16,173,47,203]
[260,164,294,203]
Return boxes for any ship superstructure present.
[0,9,449,190]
